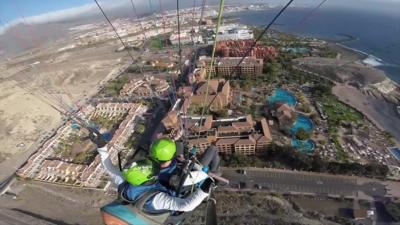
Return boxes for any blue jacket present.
[158,159,177,185]
[118,182,169,211]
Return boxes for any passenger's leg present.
[199,145,220,174]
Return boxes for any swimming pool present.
[390,148,400,160]
[290,114,314,134]
[291,139,315,153]
[268,88,297,106]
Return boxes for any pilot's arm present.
[88,129,125,186]
[97,146,125,186]
[150,179,213,212]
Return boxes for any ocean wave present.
[363,55,384,67]
[337,43,385,67]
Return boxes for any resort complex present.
[120,75,170,97]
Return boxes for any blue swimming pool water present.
[291,139,315,153]
[268,88,297,106]
[390,148,400,160]
[290,114,314,134]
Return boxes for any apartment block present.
[198,57,263,77]
[186,115,272,155]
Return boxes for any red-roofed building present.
[216,39,278,61]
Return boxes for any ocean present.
[230,7,400,83]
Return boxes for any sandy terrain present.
[0,80,60,157]
[0,42,128,163]
[332,84,400,143]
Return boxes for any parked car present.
[238,182,247,189]
[254,184,262,190]
[237,169,247,175]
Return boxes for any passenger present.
[89,130,213,212]
[150,138,221,187]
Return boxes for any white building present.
[216,28,254,41]
[170,32,203,45]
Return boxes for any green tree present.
[295,128,311,140]
[136,124,145,134]
[384,202,400,221]
[264,60,282,82]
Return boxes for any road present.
[222,168,388,199]
[0,208,55,225]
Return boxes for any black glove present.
[200,178,214,193]
[88,128,107,148]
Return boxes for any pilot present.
[149,138,221,187]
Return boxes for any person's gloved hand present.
[88,128,107,148]
[200,178,214,193]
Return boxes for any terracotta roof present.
[221,82,231,99]
[276,103,292,113]
[204,116,213,129]
[188,138,211,146]
[216,138,239,145]
[197,80,219,95]
[260,118,272,142]
[235,137,256,145]
[281,110,294,120]
[353,209,367,219]
[257,135,269,143]
[232,122,252,130]
[217,126,238,133]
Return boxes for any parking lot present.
[223,168,379,198]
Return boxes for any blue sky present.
[0,0,93,23]
[0,0,398,33]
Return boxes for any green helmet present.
[122,159,156,186]
[150,138,176,162]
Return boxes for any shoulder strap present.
[117,184,132,203]
[134,189,161,209]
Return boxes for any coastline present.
[265,26,400,143]
[332,84,400,143]
[315,41,400,142]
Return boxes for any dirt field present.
[0,41,127,163]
